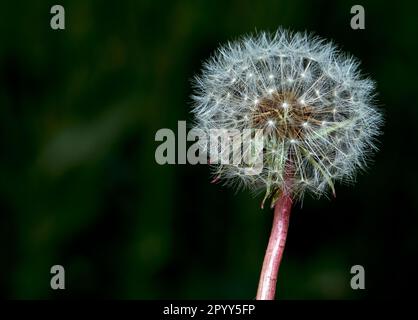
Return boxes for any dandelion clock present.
[191,29,383,299]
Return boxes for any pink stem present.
[256,191,292,300]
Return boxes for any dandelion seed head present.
[191,29,383,201]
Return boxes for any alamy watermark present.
[50,265,65,290]
[350,5,365,30]
[350,265,365,290]
[50,5,65,30]
[155,121,265,175]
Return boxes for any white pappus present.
[191,29,383,206]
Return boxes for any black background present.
[0,0,417,299]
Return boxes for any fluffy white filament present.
[191,29,383,204]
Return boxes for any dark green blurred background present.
[1,0,417,299]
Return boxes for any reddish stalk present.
[256,190,292,300]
